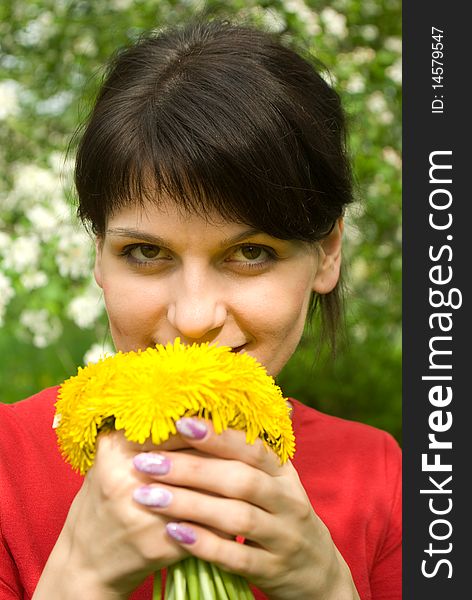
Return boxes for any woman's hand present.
[33,431,193,600]
[132,417,360,600]
[35,417,359,600]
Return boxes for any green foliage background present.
[0,0,401,443]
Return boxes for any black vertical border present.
[403,3,469,598]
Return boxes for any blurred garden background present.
[0,0,401,442]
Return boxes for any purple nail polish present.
[166,522,197,544]
[133,453,171,475]
[133,486,173,507]
[175,418,207,440]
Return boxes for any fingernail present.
[166,522,197,544]
[133,453,171,475]
[175,418,207,440]
[133,486,173,507]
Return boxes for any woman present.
[0,20,401,600]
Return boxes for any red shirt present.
[0,387,401,599]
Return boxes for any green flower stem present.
[220,568,238,599]
[164,567,175,600]
[174,563,187,599]
[228,570,248,600]
[185,558,200,600]
[209,562,230,600]
[167,584,176,600]
[153,570,162,600]
[210,563,232,600]
[226,568,254,600]
[197,559,216,600]
[163,558,255,600]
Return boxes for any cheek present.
[237,273,313,347]
[101,277,165,334]
[258,276,312,326]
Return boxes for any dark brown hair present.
[75,19,353,349]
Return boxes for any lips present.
[153,341,247,353]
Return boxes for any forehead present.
[105,199,263,245]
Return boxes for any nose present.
[166,270,227,341]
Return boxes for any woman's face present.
[94,200,342,376]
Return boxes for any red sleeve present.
[369,433,402,599]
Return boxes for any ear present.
[93,237,104,289]
[312,218,344,294]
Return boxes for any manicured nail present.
[133,486,173,507]
[175,418,207,439]
[166,522,197,544]
[133,453,171,475]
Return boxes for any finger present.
[164,520,274,582]
[88,436,190,566]
[133,450,291,513]
[174,418,284,476]
[131,483,283,549]
[97,429,194,456]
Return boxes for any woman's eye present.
[136,245,161,259]
[240,246,263,260]
[122,244,166,264]
[228,245,274,267]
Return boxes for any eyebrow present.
[105,227,269,248]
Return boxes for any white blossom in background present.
[345,73,365,94]
[83,342,115,365]
[26,204,60,239]
[366,91,394,124]
[36,91,74,117]
[368,175,392,199]
[67,284,105,329]
[352,323,368,343]
[350,47,376,65]
[283,0,321,36]
[73,34,98,57]
[320,7,348,39]
[386,58,402,85]
[19,308,63,348]
[55,229,93,280]
[383,147,402,170]
[6,163,64,211]
[15,12,55,47]
[379,110,394,125]
[0,272,15,326]
[20,270,48,290]
[360,0,382,17]
[1,54,22,69]
[258,8,286,33]
[360,25,378,42]
[349,256,369,285]
[385,37,402,54]
[25,205,71,246]
[0,232,11,254]
[377,243,394,259]
[111,0,135,10]
[49,151,75,180]
[364,277,391,306]
[53,197,74,225]
[395,227,402,244]
[0,80,21,120]
[2,235,40,272]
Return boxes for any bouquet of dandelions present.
[55,339,295,600]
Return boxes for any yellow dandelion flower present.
[55,339,295,475]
